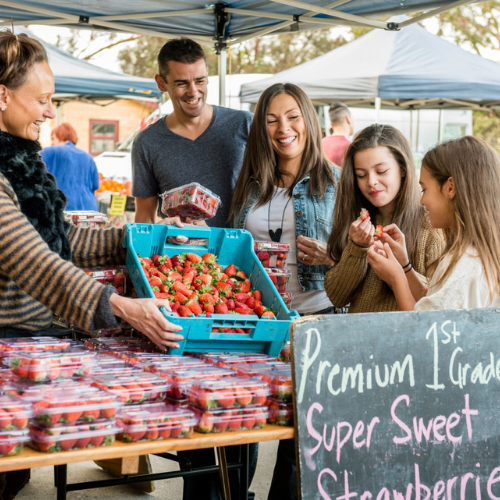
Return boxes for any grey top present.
[132,105,252,228]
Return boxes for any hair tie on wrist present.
[402,261,411,269]
[404,264,413,274]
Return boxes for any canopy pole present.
[218,49,227,107]
[416,110,420,151]
[409,109,413,151]
[438,108,443,143]
[375,97,381,123]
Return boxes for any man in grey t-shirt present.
[131,38,256,500]
[132,38,252,228]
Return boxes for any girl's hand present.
[349,216,375,248]
[158,216,184,227]
[379,223,409,267]
[109,295,184,350]
[367,242,405,287]
[296,235,334,266]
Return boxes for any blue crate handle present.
[160,224,212,241]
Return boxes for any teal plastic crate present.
[123,224,300,356]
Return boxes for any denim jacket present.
[233,166,340,291]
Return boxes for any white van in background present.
[94,74,272,181]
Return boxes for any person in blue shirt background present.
[41,122,100,211]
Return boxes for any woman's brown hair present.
[0,30,48,89]
[229,83,336,222]
[328,124,423,265]
[52,123,78,145]
[422,136,500,299]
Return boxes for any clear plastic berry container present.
[233,362,287,382]
[279,292,293,307]
[0,336,74,362]
[278,343,291,363]
[116,402,196,442]
[187,376,269,411]
[143,356,208,374]
[0,394,32,430]
[2,379,88,403]
[194,406,268,433]
[84,266,127,295]
[254,241,290,269]
[268,368,293,403]
[8,349,96,382]
[0,429,30,457]
[29,420,118,452]
[167,366,235,400]
[205,353,278,368]
[160,182,221,221]
[90,372,170,405]
[64,210,109,229]
[264,268,292,293]
[266,398,294,426]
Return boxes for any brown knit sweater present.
[324,214,444,313]
[0,173,126,332]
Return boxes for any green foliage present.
[473,110,500,153]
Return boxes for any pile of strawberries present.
[140,252,276,321]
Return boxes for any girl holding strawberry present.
[368,136,500,310]
[324,124,443,313]
[230,83,340,500]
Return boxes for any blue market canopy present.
[0,1,474,51]
[240,20,500,110]
[29,32,161,102]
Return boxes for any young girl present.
[325,124,443,312]
[368,135,500,310]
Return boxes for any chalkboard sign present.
[291,308,500,499]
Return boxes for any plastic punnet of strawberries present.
[138,252,277,322]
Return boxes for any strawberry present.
[242,411,256,430]
[186,253,202,264]
[59,427,79,451]
[226,299,235,311]
[214,414,229,433]
[99,398,116,419]
[158,419,171,439]
[224,264,237,277]
[173,291,189,304]
[235,387,253,407]
[167,271,183,282]
[202,253,217,264]
[360,208,370,220]
[262,311,275,319]
[216,282,232,298]
[234,292,249,303]
[203,303,215,314]
[146,423,159,440]
[7,407,28,429]
[254,408,267,428]
[178,305,193,317]
[196,274,213,287]
[235,307,252,315]
[170,416,186,438]
[246,297,256,309]
[253,305,265,317]
[171,302,181,313]
[217,389,236,409]
[235,301,250,310]
[172,280,192,297]
[199,293,216,304]
[227,410,242,431]
[214,302,229,314]
[257,251,270,261]
[197,412,214,433]
[0,409,12,429]
[28,358,47,382]
[374,224,384,239]
[185,299,203,316]
[236,271,247,279]
[149,276,163,287]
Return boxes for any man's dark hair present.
[328,102,350,125]
[158,38,207,80]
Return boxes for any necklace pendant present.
[269,228,282,242]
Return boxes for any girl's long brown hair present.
[328,124,424,264]
[422,136,500,299]
[229,83,336,222]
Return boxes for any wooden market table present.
[0,424,294,500]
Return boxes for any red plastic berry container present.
[166,366,235,400]
[0,429,30,457]
[254,241,290,269]
[160,182,221,221]
[90,372,171,405]
[29,420,118,452]
[187,376,270,411]
[0,394,32,430]
[194,406,268,433]
[31,387,122,425]
[266,398,294,426]
[7,349,96,382]
[116,403,196,442]
[264,268,292,293]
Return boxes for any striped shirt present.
[0,172,126,332]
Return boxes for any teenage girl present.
[325,124,444,312]
[368,135,500,310]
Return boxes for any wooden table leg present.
[216,446,231,500]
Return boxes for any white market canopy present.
[0,0,475,51]
[240,19,500,111]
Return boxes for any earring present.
[0,106,5,111]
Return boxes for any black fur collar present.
[0,131,71,261]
